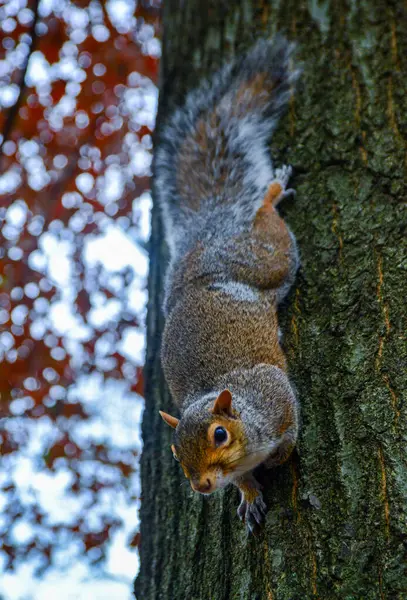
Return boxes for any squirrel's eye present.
[214,426,228,445]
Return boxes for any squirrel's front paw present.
[237,493,267,534]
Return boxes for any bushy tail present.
[155,36,299,259]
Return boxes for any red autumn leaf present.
[131,366,144,396]
[128,531,141,548]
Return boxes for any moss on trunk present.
[135,1,407,598]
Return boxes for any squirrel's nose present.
[192,478,213,494]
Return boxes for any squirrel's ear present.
[159,411,179,429]
[212,389,233,415]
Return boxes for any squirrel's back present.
[155,37,299,264]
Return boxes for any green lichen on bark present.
[135,1,407,598]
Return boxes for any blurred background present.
[0,0,161,598]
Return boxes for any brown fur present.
[177,413,248,483]
[232,73,274,117]
[177,111,234,206]
[162,286,286,403]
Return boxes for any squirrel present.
[156,37,300,534]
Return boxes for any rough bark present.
[135,1,407,598]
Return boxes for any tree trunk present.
[135,1,407,598]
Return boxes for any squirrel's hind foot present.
[262,165,295,208]
[274,164,292,188]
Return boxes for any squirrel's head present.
[159,390,249,495]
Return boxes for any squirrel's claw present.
[237,493,267,534]
[280,187,296,200]
[237,499,247,521]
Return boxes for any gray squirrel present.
[156,37,300,533]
